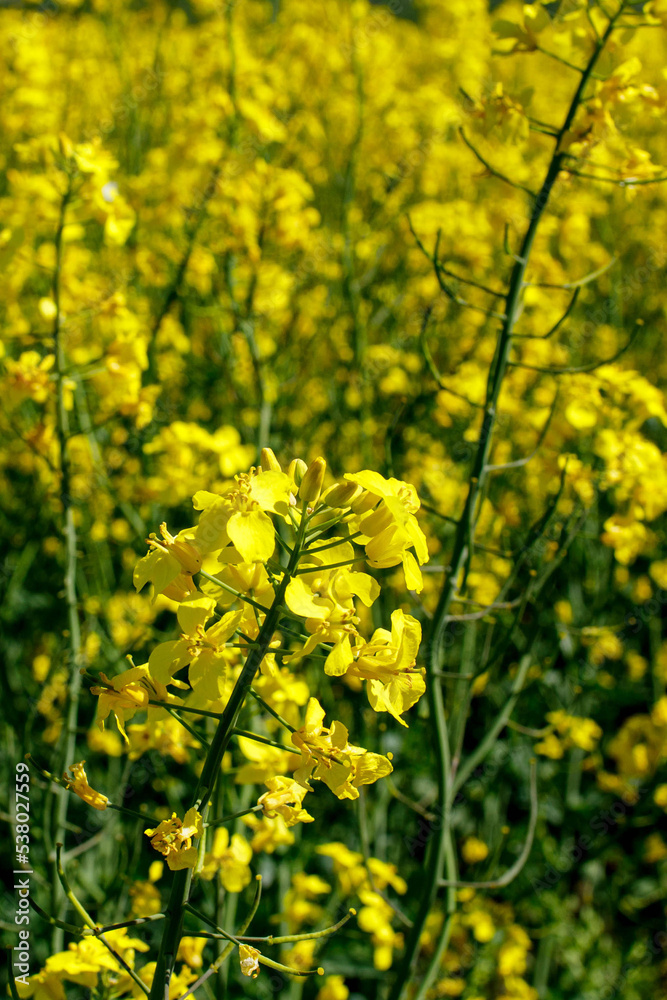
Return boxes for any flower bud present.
[321,481,362,509]
[260,447,281,473]
[288,458,308,487]
[349,489,378,514]
[298,457,327,503]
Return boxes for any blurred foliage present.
[2,1,667,999]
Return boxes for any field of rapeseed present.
[3,1,667,998]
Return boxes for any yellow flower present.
[235,736,297,784]
[147,606,243,699]
[316,842,367,895]
[317,975,349,1000]
[242,813,296,853]
[357,890,403,971]
[62,762,108,811]
[282,938,317,972]
[537,712,603,757]
[279,872,331,932]
[534,732,564,759]
[4,351,55,408]
[291,698,393,800]
[626,651,648,682]
[366,858,407,895]
[127,715,200,765]
[492,3,551,53]
[257,775,314,827]
[192,468,294,563]
[348,609,424,726]
[299,455,327,503]
[199,827,253,891]
[144,808,203,871]
[91,665,168,742]
[498,925,532,977]
[176,937,207,970]
[134,524,202,598]
[654,785,667,810]
[461,836,489,865]
[566,717,603,752]
[644,833,667,863]
[462,909,496,943]
[437,979,465,997]
[129,880,162,918]
[285,539,379,666]
[16,930,149,1000]
[345,470,429,592]
[238,944,261,978]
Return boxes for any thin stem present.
[389,15,622,998]
[82,914,166,935]
[411,913,455,1000]
[564,167,667,186]
[199,570,270,614]
[305,531,363,555]
[165,707,210,749]
[249,688,296,732]
[295,557,365,575]
[147,700,221,720]
[107,803,162,825]
[231,728,295,754]
[50,177,85,953]
[207,804,263,828]
[441,760,538,888]
[55,846,150,996]
[174,876,263,1000]
[30,899,82,934]
[509,325,639,374]
[524,258,616,289]
[459,128,537,197]
[512,288,580,341]
[452,649,534,796]
[240,908,356,944]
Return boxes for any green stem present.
[55,846,150,996]
[50,178,86,953]
[147,504,309,1000]
[305,531,363,555]
[294,557,365,574]
[199,570,271,614]
[207,804,263,828]
[165,707,210,748]
[389,15,621,998]
[232,728,294,754]
[452,649,534,797]
[249,688,296,732]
